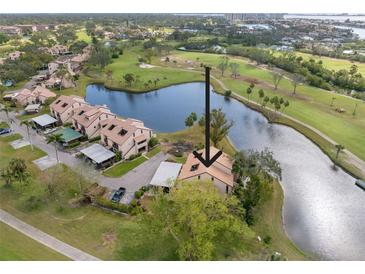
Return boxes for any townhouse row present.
[49,95,153,159]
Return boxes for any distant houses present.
[12,86,56,106]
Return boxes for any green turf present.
[170,50,365,163]
[146,146,161,158]
[0,222,68,261]
[103,156,148,177]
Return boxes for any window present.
[194,152,203,159]
[78,110,85,116]
[55,100,61,104]
[198,175,201,180]
[190,164,199,171]
[118,129,128,136]
[211,177,214,181]
[108,124,116,131]
[61,103,68,107]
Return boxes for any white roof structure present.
[31,114,57,127]
[150,161,182,188]
[25,103,41,112]
[80,144,115,164]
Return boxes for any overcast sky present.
[1,0,365,14]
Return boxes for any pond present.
[86,82,365,260]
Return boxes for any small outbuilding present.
[53,127,83,146]
[80,144,116,168]
[149,161,182,189]
[31,114,58,130]
[24,103,41,114]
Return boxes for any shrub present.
[68,141,81,148]
[134,190,143,199]
[129,198,138,207]
[88,136,101,143]
[148,137,159,148]
[112,53,119,59]
[224,90,232,97]
[141,185,151,192]
[23,195,43,211]
[263,235,272,245]
[96,196,129,213]
[128,152,142,161]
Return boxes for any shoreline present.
[84,77,365,181]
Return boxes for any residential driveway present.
[0,110,169,204]
[0,209,100,261]
[10,138,30,149]
[33,155,58,171]
[101,152,168,204]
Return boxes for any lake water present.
[86,82,365,260]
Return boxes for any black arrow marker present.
[193,66,222,168]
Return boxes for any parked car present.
[111,187,126,203]
[0,128,12,135]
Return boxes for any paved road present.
[0,209,100,261]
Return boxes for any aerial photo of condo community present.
[0,13,365,262]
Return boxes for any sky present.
[0,0,365,14]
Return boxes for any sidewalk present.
[0,209,100,261]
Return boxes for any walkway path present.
[0,209,100,261]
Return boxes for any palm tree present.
[20,120,33,151]
[56,65,68,92]
[335,144,345,160]
[0,105,11,123]
[46,133,64,163]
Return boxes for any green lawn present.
[103,156,148,177]
[0,222,68,261]
[95,48,204,92]
[146,146,161,158]
[253,181,309,260]
[169,51,365,164]
[295,51,365,75]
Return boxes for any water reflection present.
[85,82,364,260]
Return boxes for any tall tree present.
[272,71,283,90]
[123,73,135,87]
[20,120,33,151]
[217,56,229,77]
[46,133,64,163]
[291,74,303,95]
[130,180,250,260]
[56,65,68,91]
[229,62,239,79]
[258,89,265,105]
[210,108,233,147]
[0,105,10,123]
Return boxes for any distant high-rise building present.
[225,13,285,23]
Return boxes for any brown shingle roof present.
[50,95,86,114]
[178,147,234,187]
[101,117,150,146]
[73,105,113,128]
